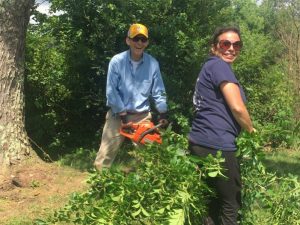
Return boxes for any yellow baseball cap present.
[128,23,148,38]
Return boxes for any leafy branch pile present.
[34,125,300,224]
[35,129,225,225]
[238,132,300,225]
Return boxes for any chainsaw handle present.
[137,123,162,143]
[120,126,134,134]
[119,124,136,139]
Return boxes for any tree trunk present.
[0,0,37,172]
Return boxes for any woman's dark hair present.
[211,26,242,46]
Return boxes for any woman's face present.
[212,31,242,64]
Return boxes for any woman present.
[188,26,255,225]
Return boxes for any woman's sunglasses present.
[131,36,148,43]
[218,40,243,51]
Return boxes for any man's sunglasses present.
[131,36,148,43]
[219,40,243,51]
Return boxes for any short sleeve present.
[211,60,238,88]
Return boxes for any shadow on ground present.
[263,151,300,178]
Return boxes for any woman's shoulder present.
[206,56,227,66]
[204,56,230,73]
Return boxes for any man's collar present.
[127,49,144,63]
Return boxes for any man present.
[94,23,168,171]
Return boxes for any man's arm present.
[106,60,125,114]
[151,67,167,114]
[151,66,168,127]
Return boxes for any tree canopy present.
[25,0,299,157]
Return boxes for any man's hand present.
[119,113,133,129]
[121,121,133,129]
[159,119,169,128]
[159,113,169,128]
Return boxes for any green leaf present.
[141,206,150,217]
[208,171,219,177]
[110,194,123,202]
[156,207,165,214]
[168,209,185,225]
[131,208,141,217]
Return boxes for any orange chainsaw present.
[119,121,162,144]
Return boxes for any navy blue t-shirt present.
[188,56,246,151]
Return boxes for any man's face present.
[126,35,149,61]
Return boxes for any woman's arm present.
[220,82,254,133]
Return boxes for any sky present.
[35,0,51,14]
[31,0,63,23]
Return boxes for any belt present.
[127,111,149,115]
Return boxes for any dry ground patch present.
[0,161,88,224]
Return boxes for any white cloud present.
[36,2,51,14]
[30,0,64,23]
[35,0,63,15]
[35,0,50,13]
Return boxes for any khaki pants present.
[94,109,152,170]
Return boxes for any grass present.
[4,217,34,225]
[249,148,300,225]
[58,147,97,171]
[263,148,300,178]
[57,140,137,171]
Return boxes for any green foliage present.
[25,0,300,156]
[34,129,300,224]
[25,13,106,157]
[35,130,229,224]
[246,65,296,147]
[229,0,299,147]
[238,131,300,225]
[25,2,300,222]
[26,0,240,156]
[25,24,69,150]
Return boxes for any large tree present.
[0,0,36,172]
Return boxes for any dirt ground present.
[0,160,89,224]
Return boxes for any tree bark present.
[0,0,37,172]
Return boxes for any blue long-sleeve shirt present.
[106,50,167,114]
